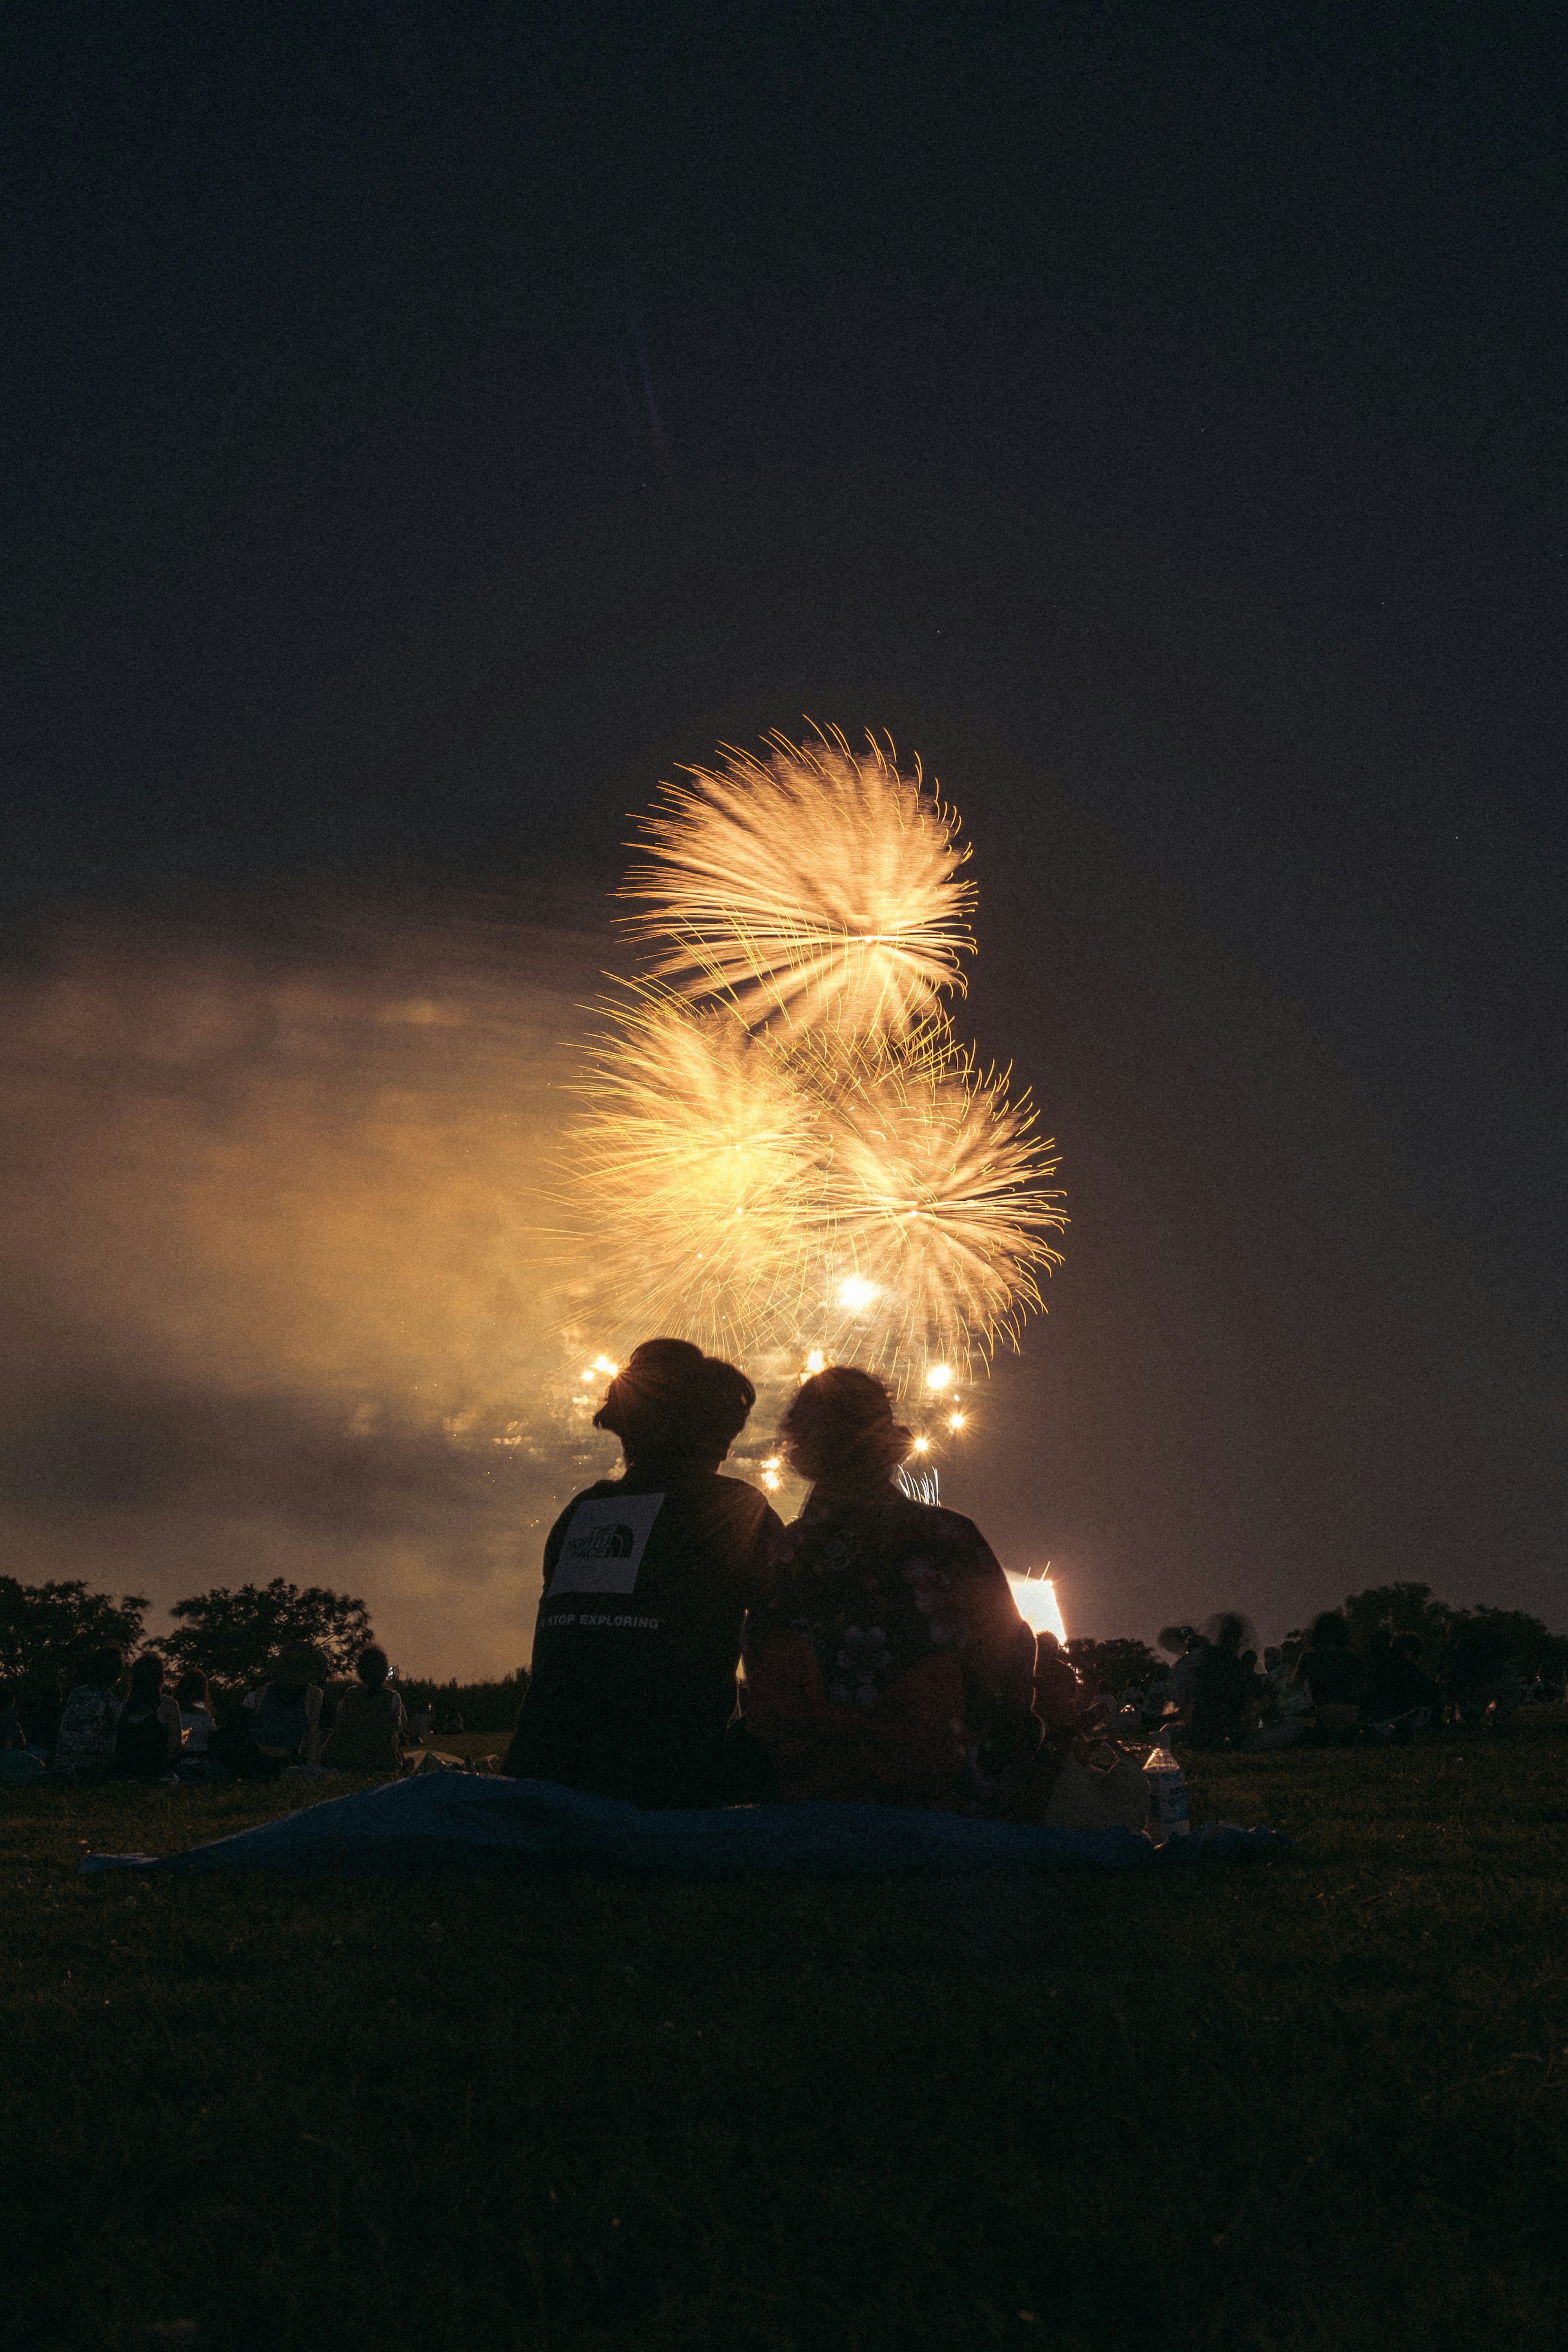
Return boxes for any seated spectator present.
[14,1668,64,1762]
[1294,1611,1362,1741]
[1188,1614,1255,1748]
[53,1648,126,1779]
[1032,1631,1085,1731]
[1163,1633,1209,1729]
[229,1644,325,1777]
[112,1654,183,1780]
[506,1337,784,1808]
[410,1705,434,1743]
[174,1670,218,1755]
[742,1366,1040,1812]
[323,1645,408,1776]
[1446,1619,1522,1728]
[168,1670,227,1781]
[441,1712,465,1735]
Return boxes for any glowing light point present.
[804,1349,826,1375]
[837,1275,878,1312]
[947,1412,965,1431]
[913,1435,930,1454]
[592,1355,620,1376]
[925,1364,953,1391]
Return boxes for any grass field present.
[4,1717,1567,2352]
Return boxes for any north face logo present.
[565,1521,636,1563]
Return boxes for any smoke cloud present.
[0,896,627,1676]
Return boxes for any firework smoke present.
[565,728,1066,1388]
[620,728,976,1037]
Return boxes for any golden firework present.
[564,728,1067,1384]
[565,985,828,1356]
[805,1019,1066,1377]
[620,727,977,1037]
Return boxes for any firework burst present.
[563,727,1066,1387]
[808,1021,1066,1378]
[620,727,977,1037]
[565,985,827,1356]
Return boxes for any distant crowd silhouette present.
[2,1337,1559,1815]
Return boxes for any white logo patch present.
[546,1493,666,1596]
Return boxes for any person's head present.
[85,1646,123,1692]
[355,1644,390,1692]
[1036,1629,1062,1657]
[778,1366,912,1489]
[127,1653,165,1707]
[1310,1610,1349,1652]
[1209,1612,1248,1655]
[274,1642,324,1689]
[1264,1646,1282,1669]
[593,1338,755,1472]
[174,1670,211,1710]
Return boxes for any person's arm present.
[737,1497,790,1607]
[949,1521,1041,1759]
[303,1685,323,1766]
[158,1692,183,1761]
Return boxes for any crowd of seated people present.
[2,1334,1561,1807]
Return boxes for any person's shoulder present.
[553,1478,622,1517]
[710,1472,771,1512]
[543,1481,622,1544]
[900,1498,991,1546]
[689,1473,778,1544]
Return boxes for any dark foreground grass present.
[4,1721,1568,2352]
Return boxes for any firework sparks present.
[566,1005,1062,1379]
[806,1020,1066,1377]
[620,728,977,1037]
[565,985,827,1355]
[564,729,1067,1384]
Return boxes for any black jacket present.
[505,1468,783,1808]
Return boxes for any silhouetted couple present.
[504,1337,1044,1814]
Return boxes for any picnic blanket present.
[78,1771,1290,1879]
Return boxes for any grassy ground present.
[3,1718,1566,2352]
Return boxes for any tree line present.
[4,1569,1562,1710]
[1065,1581,1568,1696]
[0,1574,376,1689]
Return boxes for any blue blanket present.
[78,1772,1290,1879]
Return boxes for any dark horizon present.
[4,6,1564,1667]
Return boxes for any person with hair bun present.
[505,1338,785,1807]
[740,1366,1041,1811]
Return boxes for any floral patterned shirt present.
[742,1486,1039,1809]
[53,1684,123,1775]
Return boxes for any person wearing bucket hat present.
[504,1338,786,1808]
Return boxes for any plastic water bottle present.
[1143,1744,1189,1843]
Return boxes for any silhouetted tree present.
[1065,1636,1163,1692]
[0,1576,148,1681]
[1338,1581,1453,1670]
[156,1578,372,1687]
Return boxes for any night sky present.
[5,5,1565,1669]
